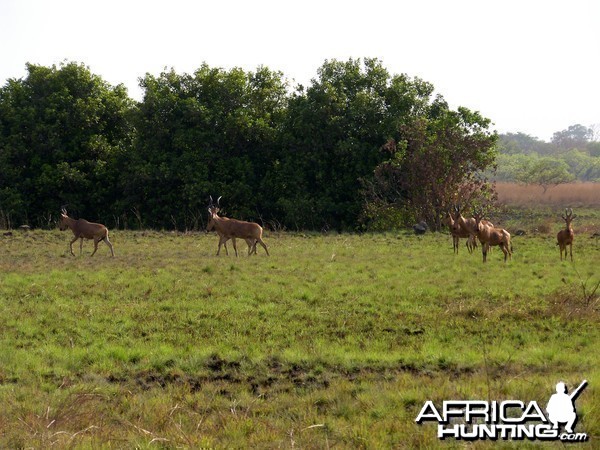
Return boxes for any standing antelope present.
[58,208,114,257]
[473,212,512,263]
[206,197,269,257]
[452,205,494,254]
[446,210,475,254]
[557,208,576,261]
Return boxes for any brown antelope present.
[207,216,257,255]
[206,197,269,256]
[473,212,511,263]
[206,197,256,255]
[446,210,475,254]
[557,208,576,261]
[58,208,114,257]
[452,205,494,254]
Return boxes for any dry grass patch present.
[497,182,600,207]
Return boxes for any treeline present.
[494,131,600,189]
[0,59,497,231]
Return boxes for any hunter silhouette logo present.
[416,380,589,442]
[546,380,587,434]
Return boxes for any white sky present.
[1,0,599,141]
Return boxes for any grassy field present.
[0,222,599,448]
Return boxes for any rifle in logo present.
[546,380,587,434]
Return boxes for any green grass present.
[0,227,598,448]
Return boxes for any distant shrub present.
[536,222,553,234]
[360,203,413,231]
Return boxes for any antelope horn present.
[217,196,222,206]
[209,195,214,205]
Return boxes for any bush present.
[536,221,553,234]
[360,203,414,231]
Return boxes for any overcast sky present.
[1,0,598,141]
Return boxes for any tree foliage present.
[1,59,500,230]
[515,158,575,193]
[120,65,288,229]
[270,58,425,230]
[0,62,134,227]
[552,124,593,150]
[498,125,599,156]
[362,100,497,230]
[495,127,600,184]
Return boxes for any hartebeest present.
[206,197,257,255]
[473,212,512,263]
[206,197,269,256]
[451,205,494,254]
[207,216,257,256]
[557,208,576,261]
[446,210,475,254]
[58,208,114,257]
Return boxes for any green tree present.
[589,141,600,157]
[516,157,574,193]
[497,132,553,155]
[552,124,592,150]
[493,153,534,182]
[128,64,287,229]
[0,62,134,227]
[362,101,497,230]
[270,58,435,229]
[562,149,599,181]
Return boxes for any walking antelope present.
[557,208,576,261]
[206,197,269,256]
[206,197,257,255]
[207,217,257,255]
[473,212,511,263]
[58,208,114,257]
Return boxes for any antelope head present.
[473,210,484,230]
[58,206,69,231]
[452,204,460,221]
[206,196,222,231]
[562,208,576,226]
